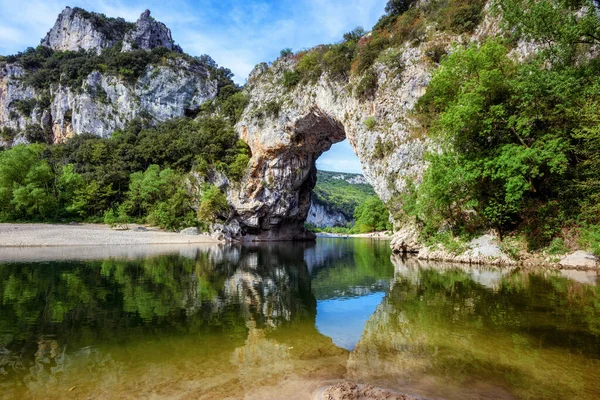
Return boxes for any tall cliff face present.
[41,7,181,54]
[1,7,215,145]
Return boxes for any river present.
[1,238,599,399]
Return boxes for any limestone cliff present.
[306,200,351,228]
[1,7,215,144]
[41,7,181,54]
[228,34,432,240]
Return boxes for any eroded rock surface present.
[306,200,352,228]
[41,7,180,54]
[559,251,599,269]
[1,8,216,143]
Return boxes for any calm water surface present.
[1,239,599,399]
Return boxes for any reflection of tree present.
[307,239,394,299]
[349,258,600,399]
[0,244,319,396]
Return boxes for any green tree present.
[353,196,392,233]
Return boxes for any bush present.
[385,0,417,16]
[580,225,600,256]
[297,51,323,82]
[364,117,377,130]
[197,184,229,225]
[355,70,378,99]
[282,70,301,88]
[280,48,293,57]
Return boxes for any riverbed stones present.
[559,251,599,269]
[179,227,199,236]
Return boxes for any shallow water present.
[1,239,599,399]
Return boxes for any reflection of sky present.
[315,292,385,350]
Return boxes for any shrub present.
[282,70,301,88]
[547,237,569,255]
[297,51,323,82]
[355,70,378,99]
[12,98,38,116]
[580,225,600,256]
[385,0,417,16]
[364,117,377,130]
[354,34,390,74]
[263,101,281,118]
[343,27,366,42]
[197,184,229,225]
[280,48,293,57]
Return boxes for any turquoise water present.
[0,238,599,399]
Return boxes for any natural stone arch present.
[229,50,431,242]
[230,106,346,241]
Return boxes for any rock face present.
[559,251,599,269]
[1,8,216,143]
[306,200,351,228]
[41,7,132,54]
[231,44,431,240]
[41,7,181,54]
[0,60,216,141]
[122,10,182,53]
[226,1,535,241]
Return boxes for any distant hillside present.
[307,170,376,228]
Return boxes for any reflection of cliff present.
[223,243,316,327]
[347,257,600,399]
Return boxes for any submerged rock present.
[321,381,422,400]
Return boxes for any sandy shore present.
[0,223,219,247]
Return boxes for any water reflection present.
[0,242,599,399]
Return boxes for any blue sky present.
[0,0,384,173]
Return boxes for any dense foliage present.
[311,170,376,219]
[283,0,486,101]
[308,171,391,233]
[0,44,231,96]
[0,114,248,229]
[402,0,600,252]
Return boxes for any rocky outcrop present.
[1,8,216,143]
[225,1,538,242]
[41,7,132,54]
[0,60,216,141]
[306,200,351,228]
[122,10,182,53]
[416,234,516,266]
[559,251,599,269]
[41,7,180,54]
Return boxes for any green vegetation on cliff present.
[401,0,600,252]
[312,170,375,219]
[0,70,249,230]
[308,171,391,233]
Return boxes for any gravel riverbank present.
[0,223,219,247]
